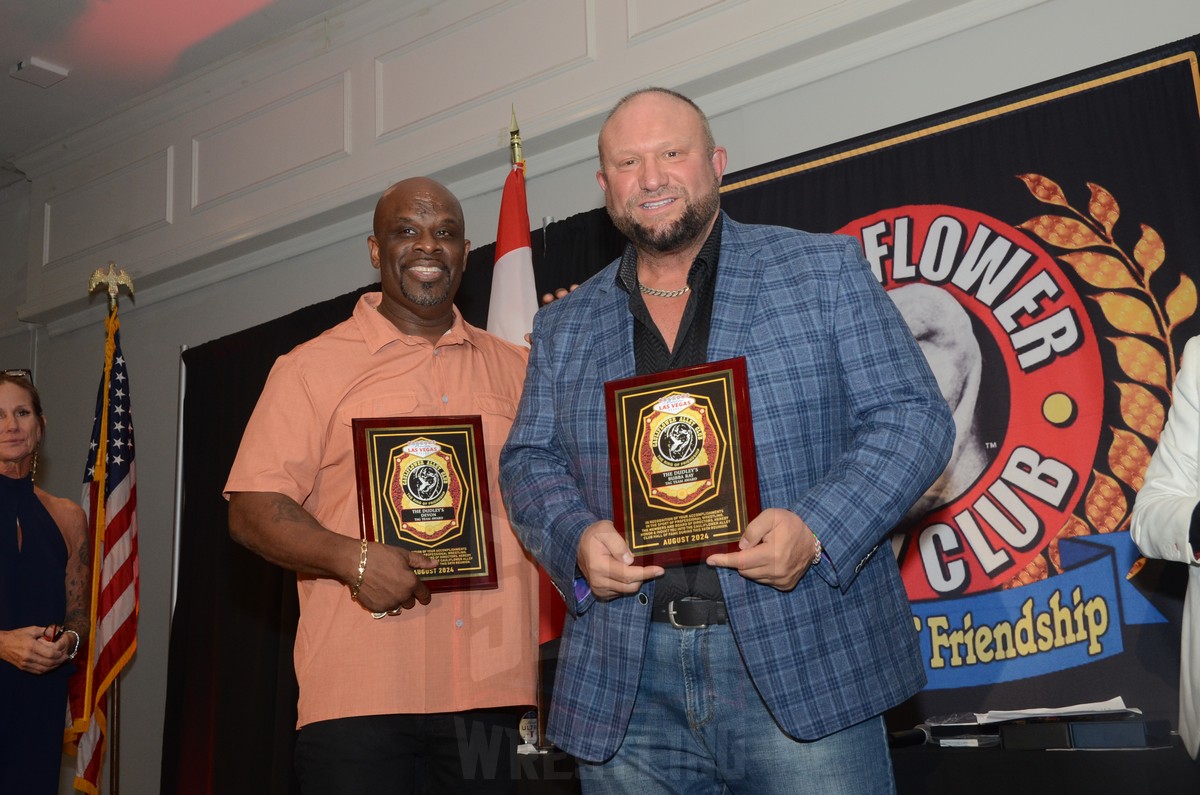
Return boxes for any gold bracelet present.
[349,539,368,601]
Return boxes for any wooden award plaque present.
[352,415,497,591]
[605,357,760,567]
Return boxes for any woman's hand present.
[0,625,71,674]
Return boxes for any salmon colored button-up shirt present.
[226,292,538,727]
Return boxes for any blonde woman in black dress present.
[0,371,90,793]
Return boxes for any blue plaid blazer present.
[500,215,954,762]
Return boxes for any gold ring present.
[387,608,402,616]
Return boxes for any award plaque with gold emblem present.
[605,357,760,567]
[352,416,497,591]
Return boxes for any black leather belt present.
[651,598,728,628]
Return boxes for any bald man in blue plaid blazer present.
[501,89,954,793]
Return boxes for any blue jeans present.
[577,622,896,795]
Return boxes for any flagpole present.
[505,109,548,750]
[489,110,564,752]
[111,687,120,795]
[84,263,136,795]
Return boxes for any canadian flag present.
[487,161,538,346]
[487,154,566,644]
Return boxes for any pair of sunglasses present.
[2,369,32,381]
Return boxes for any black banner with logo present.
[718,36,1200,723]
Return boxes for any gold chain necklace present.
[638,283,691,298]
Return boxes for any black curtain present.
[160,285,367,795]
[160,213,622,794]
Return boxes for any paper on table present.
[975,696,1141,725]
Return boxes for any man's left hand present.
[707,508,819,591]
[541,284,579,305]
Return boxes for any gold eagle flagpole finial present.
[88,261,135,312]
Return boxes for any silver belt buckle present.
[667,600,705,629]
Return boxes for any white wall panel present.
[376,0,593,140]
[627,0,743,42]
[43,147,172,267]
[192,74,351,209]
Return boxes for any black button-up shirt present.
[615,214,724,605]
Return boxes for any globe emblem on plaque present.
[405,462,448,505]
[653,417,702,466]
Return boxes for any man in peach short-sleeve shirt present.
[225,177,538,794]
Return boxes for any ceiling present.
[0,0,360,188]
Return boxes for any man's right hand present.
[228,491,437,613]
[353,544,436,613]
[577,520,664,600]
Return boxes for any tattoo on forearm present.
[64,557,91,637]
[270,496,313,525]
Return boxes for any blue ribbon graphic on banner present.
[911,531,1165,689]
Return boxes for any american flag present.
[67,307,140,794]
